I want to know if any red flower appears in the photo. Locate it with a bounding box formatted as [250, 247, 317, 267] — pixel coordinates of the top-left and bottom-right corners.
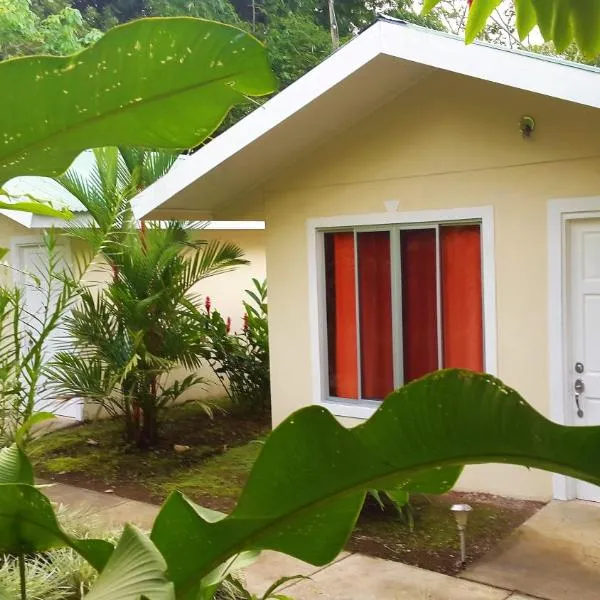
[226, 317, 232, 334]
[243, 313, 249, 333]
[205, 296, 211, 314]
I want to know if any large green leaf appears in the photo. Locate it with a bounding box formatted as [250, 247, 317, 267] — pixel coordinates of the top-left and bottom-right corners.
[0, 192, 72, 218]
[514, 0, 537, 41]
[423, 0, 600, 56]
[0, 17, 276, 186]
[0, 445, 33, 484]
[14, 411, 56, 447]
[85, 525, 174, 600]
[151, 370, 600, 599]
[0, 483, 113, 569]
[464, 0, 502, 43]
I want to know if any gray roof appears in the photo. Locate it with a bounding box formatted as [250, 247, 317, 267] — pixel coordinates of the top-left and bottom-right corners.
[378, 15, 600, 75]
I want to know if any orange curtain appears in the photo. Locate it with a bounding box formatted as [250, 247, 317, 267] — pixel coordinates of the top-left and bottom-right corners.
[401, 229, 439, 382]
[325, 232, 358, 398]
[440, 225, 484, 371]
[358, 231, 393, 400]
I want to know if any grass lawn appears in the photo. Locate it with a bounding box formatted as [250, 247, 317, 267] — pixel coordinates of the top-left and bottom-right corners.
[30, 402, 269, 512]
[31, 403, 542, 575]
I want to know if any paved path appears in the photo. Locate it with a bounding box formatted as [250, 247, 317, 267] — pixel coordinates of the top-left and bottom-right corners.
[463, 500, 600, 600]
[41, 481, 547, 599]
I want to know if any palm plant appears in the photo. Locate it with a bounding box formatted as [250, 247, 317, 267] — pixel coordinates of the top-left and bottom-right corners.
[47, 148, 248, 447]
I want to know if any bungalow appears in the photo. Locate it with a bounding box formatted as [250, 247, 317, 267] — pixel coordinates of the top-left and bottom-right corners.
[130, 17, 600, 503]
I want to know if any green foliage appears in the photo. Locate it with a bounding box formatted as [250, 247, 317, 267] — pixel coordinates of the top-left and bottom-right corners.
[0, 0, 98, 60]
[47, 150, 248, 447]
[0, 18, 276, 186]
[84, 524, 174, 600]
[423, 0, 600, 56]
[390, 1, 445, 30]
[225, 575, 307, 600]
[7, 370, 600, 598]
[200, 279, 270, 415]
[148, 0, 240, 22]
[0, 477, 113, 567]
[264, 12, 331, 88]
[0, 505, 120, 599]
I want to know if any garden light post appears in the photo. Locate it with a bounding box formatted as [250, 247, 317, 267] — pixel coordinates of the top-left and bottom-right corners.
[450, 503, 473, 565]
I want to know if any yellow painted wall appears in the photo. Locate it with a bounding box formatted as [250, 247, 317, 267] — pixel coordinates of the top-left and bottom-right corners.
[159, 228, 267, 406]
[262, 70, 600, 500]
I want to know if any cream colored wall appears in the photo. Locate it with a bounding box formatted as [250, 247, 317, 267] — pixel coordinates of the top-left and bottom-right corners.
[161, 229, 267, 404]
[262, 70, 600, 501]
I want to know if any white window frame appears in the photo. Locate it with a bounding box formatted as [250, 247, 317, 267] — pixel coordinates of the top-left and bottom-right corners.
[307, 206, 497, 420]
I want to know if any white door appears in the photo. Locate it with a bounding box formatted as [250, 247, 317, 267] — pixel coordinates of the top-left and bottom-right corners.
[569, 219, 600, 501]
[15, 241, 82, 420]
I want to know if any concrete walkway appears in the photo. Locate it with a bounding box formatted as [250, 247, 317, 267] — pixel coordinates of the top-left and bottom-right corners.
[463, 500, 600, 600]
[41, 482, 549, 599]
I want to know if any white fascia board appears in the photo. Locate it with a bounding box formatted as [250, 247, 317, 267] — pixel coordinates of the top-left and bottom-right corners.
[201, 220, 265, 230]
[29, 213, 92, 229]
[131, 19, 600, 221]
[380, 22, 600, 109]
[131, 23, 384, 221]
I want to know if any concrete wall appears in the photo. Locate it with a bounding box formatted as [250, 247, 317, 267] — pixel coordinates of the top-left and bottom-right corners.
[262, 70, 600, 500]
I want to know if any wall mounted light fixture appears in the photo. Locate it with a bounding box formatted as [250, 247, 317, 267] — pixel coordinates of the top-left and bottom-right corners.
[519, 115, 536, 139]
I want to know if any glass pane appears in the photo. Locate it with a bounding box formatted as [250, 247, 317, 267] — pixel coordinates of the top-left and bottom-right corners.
[324, 232, 358, 398]
[440, 224, 484, 371]
[401, 229, 439, 382]
[358, 231, 393, 400]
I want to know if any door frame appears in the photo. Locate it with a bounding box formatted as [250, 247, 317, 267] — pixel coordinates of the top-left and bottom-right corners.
[548, 196, 600, 500]
[10, 235, 82, 421]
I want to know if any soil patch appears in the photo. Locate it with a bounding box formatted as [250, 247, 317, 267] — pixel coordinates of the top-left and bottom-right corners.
[348, 491, 543, 575]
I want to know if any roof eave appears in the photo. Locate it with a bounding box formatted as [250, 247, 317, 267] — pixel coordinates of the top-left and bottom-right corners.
[130, 19, 600, 219]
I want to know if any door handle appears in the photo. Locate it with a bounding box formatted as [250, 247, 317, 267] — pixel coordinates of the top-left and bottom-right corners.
[574, 378, 585, 418]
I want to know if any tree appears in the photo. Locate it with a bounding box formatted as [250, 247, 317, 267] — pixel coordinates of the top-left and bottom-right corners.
[422, 0, 600, 57]
[265, 11, 332, 87]
[46, 148, 248, 447]
[391, 0, 445, 30]
[0, 0, 99, 59]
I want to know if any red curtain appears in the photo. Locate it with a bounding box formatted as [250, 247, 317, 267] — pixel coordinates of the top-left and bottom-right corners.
[440, 225, 484, 371]
[325, 232, 358, 398]
[358, 231, 393, 400]
[401, 229, 439, 382]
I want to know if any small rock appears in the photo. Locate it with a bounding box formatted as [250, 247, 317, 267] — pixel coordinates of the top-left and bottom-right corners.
[86, 439, 99, 446]
[174, 444, 191, 453]
[104, 489, 114, 494]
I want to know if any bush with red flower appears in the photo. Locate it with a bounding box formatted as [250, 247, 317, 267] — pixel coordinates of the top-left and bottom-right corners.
[199, 279, 270, 415]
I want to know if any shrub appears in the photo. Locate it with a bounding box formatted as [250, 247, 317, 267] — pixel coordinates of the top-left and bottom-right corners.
[201, 279, 270, 415]
[48, 215, 248, 448]
[0, 503, 250, 599]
